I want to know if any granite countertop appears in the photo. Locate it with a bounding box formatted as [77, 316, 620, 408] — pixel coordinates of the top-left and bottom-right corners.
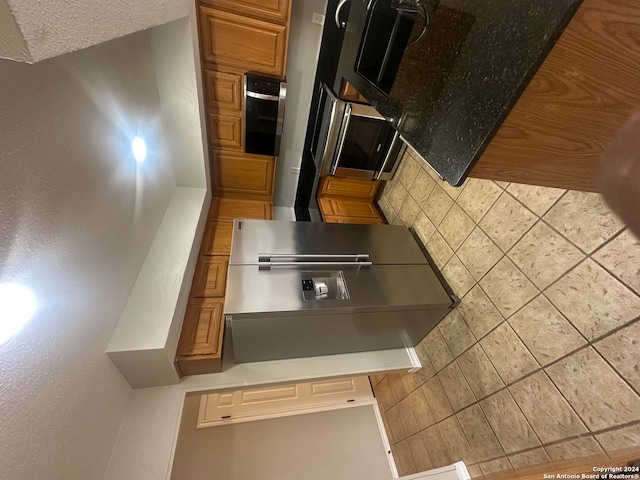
[335, 0, 582, 186]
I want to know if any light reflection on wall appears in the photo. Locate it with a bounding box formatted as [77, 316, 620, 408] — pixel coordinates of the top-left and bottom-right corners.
[0, 282, 37, 347]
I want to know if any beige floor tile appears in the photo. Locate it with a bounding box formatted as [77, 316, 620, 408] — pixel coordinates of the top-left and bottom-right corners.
[386, 404, 407, 443]
[456, 404, 505, 462]
[438, 310, 476, 357]
[397, 152, 421, 190]
[466, 463, 485, 479]
[442, 179, 467, 201]
[457, 344, 505, 399]
[413, 211, 436, 245]
[397, 396, 421, 437]
[545, 347, 640, 431]
[480, 390, 541, 453]
[479, 257, 539, 318]
[509, 371, 588, 443]
[495, 181, 510, 189]
[398, 194, 421, 226]
[457, 227, 504, 281]
[408, 168, 437, 209]
[378, 195, 393, 219]
[545, 259, 640, 340]
[479, 457, 513, 476]
[421, 424, 454, 468]
[506, 183, 565, 217]
[442, 255, 476, 298]
[595, 423, 640, 452]
[508, 295, 586, 366]
[390, 211, 404, 225]
[426, 232, 455, 270]
[439, 204, 476, 251]
[438, 416, 476, 465]
[408, 386, 436, 430]
[413, 341, 437, 381]
[386, 209, 399, 225]
[544, 436, 604, 462]
[438, 361, 477, 412]
[388, 180, 409, 212]
[458, 285, 505, 339]
[423, 185, 454, 227]
[373, 376, 396, 412]
[543, 191, 624, 254]
[421, 327, 454, 372]
[508, 221, 585, 290]
[387, 372, 408, 404]
[369, 374, 386, 386]
[480, 322, 540, 384]
[406, 433, 434, 472]
[595, 320, 640, 394]
[456, 179, 503, 223]
[394, 438, 418, 476]
[508, 447, 551, 470]
[421, 376, 454, 422]
[401, 370, 426, 395]
[593, 229, 640, 295]
[479, 192, 537, 252]
[381, 411, 395, 444]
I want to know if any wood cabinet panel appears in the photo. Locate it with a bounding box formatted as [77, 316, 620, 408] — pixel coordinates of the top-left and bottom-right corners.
[211, 149, 275, 198]
[191, 256, 229, 298]
[470, 0, 640, 191]
[207, 112, 242, 149]
[205, 70, 242, 111]
[323, 215, 384, 224]
[176, 298, 224, 375]
[199, 0, 290, 24]
[199, 6, 287, 77]
[200, 221, 234, 255]
[213, 198, 274, 221]
[317, 176, 381, 200]
[318, 197, 381, 218]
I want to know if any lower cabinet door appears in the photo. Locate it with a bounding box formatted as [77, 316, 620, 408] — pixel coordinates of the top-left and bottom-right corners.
[175, 298, 225, 376]
[211, 149, 275, 199]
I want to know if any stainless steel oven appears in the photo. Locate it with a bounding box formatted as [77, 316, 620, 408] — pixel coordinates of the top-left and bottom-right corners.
[311, 83, 405, 180]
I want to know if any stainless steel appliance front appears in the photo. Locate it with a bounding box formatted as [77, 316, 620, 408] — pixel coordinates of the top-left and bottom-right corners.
[224, 220, 457, 363]
[311, 83, 405, 180]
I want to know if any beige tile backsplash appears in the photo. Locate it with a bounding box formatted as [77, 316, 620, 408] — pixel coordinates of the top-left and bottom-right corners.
[371, 150, 640, 477]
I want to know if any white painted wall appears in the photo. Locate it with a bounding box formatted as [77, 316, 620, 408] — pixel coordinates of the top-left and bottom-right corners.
[272, 0, 326, 207]
[0, 21, 205, 479]
[0, 0, 190, 63]
[170, 399, 393, 480]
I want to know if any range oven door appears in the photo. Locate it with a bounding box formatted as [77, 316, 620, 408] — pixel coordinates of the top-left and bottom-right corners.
[313, 84, 404, 180]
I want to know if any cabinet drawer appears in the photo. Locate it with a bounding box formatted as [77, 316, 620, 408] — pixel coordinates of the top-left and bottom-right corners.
[324, 215, 384, 224]
[318, 197, 381, 218]
[199, 0, 290, 24]
[205, 70, 242, 111]
[207, 112, 242, 149]
[176, 298, 224, 375]
[317, 176, 381, 200]
[211, 197, 274, 221]
[200, 221, 234, 255]
[199, 6, 287, 76]
[191, 256, 229, 297]
[211, 149, 275, 198]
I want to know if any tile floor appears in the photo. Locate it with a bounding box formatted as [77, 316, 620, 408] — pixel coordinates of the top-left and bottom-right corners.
[371, 147, 640, 479]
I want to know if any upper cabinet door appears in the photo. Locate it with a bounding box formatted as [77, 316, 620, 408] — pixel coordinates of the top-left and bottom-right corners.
[199, 0, 290, 24]
[199, 6, 288, 77]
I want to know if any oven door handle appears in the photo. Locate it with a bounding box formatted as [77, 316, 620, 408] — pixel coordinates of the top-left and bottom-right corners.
[374, 130, 400, 180]
[330, 104, 352, 175]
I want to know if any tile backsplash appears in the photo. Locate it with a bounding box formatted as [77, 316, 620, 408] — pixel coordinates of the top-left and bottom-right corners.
[372, 148, 640, 478]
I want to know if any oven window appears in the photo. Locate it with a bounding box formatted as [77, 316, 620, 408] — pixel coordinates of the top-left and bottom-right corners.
[339, 116, 393, 171]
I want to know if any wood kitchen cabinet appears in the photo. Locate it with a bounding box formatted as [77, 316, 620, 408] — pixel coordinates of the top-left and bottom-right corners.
[200, 221, 234, 255]
[470, 0, 640, 191]
[199, 0, 290, 24]
[204, 70, 243, 111]
[211, 149, 276, 199]
[207, 112, 243, 149]
[210, 197, 274, 221]
[198, 6, 288, 77]
[175, 298, 225, 376]
[191, 256, 229, 298]
[317, 176, 381, 200]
